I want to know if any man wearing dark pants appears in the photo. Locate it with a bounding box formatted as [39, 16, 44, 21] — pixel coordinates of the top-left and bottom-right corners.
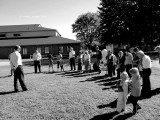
[107, 50, 114, 77]
[69, 47, 76, 71]
[137, 50, 152, 98]
[33, 50, 42, 73]
[10, 45, 28, 92]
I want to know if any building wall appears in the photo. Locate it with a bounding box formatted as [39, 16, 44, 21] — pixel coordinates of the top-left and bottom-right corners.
[0, 43, 80, 59]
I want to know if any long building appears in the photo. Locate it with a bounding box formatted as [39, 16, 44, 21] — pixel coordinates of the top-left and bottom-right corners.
[0, 24, 80, 59]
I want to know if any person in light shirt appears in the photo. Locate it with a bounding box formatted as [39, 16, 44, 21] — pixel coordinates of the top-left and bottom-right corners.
[137, 50, 152, 98]
[33, 50, 42, 73]
[83, 51, 91, 73]
[124, 50, 133, 78]
[69, 47, 76, 71]
[101, 47, 108, 65]
[10, 45, 28, 92]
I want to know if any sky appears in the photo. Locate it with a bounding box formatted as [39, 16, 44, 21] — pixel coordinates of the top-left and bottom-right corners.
[0, 0, 100, 40]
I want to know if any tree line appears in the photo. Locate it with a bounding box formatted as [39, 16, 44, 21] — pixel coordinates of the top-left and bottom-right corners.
[72, 0, 160, 51]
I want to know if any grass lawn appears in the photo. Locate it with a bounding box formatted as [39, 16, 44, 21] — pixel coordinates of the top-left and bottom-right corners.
[0, 59, 160, 120]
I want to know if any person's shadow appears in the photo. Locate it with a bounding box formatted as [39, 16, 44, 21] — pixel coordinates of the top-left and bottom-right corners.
[0, 75, 12, 78]
[90, 111, 119, 120]
[90, 111, 133, 120]
[0, 91, 17, 95]
[97, 99, 117, 109]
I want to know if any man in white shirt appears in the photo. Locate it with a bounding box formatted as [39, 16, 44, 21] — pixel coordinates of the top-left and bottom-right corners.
[10, 45, 28, 92]
[69, 47, 76, 70]
[101, 48, 108, 64]
[33, 50, 42, 73]
[137, 50, 152, 98]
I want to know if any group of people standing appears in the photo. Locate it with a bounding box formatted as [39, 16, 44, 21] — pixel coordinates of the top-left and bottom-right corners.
[99, 46, 152, 99]
[103, 47, 152, 114]
[8, 45, 152, 101]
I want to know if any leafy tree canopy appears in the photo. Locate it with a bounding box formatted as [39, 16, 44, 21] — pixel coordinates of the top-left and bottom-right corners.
[72, 12, 100, 48]
[98, 0, 160, 48]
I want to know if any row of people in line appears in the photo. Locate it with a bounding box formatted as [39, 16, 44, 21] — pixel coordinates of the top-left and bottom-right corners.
[100, 46, 152, 98]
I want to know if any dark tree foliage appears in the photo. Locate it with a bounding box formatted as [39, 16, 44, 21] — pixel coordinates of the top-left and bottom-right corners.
[98, 0, 160, 48]
[72, 12, 100, 48]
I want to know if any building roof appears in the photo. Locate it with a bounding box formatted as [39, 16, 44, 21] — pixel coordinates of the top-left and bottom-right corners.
[0, 36, 80, 47]
[0, 24, 56, 32]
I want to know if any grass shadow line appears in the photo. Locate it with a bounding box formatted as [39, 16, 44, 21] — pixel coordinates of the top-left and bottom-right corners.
[97, 99, 117, 109]
[112, 112, 134, 120]
[0, 91, 17, 95]
[0, 75, 12, 78]
[89, 111, 119, 120]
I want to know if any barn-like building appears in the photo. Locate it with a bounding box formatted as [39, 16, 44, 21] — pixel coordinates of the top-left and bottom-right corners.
[0, 24, 80, 59]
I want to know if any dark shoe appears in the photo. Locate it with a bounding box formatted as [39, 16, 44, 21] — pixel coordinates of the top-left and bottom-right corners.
[23, 88, 28, 91]
[14, 90, 18, 92]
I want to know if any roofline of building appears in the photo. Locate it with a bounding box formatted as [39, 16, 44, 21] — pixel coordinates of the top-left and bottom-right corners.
[0, 24, 58, 33]
[0, 42, 80, 47]
[0, 29, 56, 34]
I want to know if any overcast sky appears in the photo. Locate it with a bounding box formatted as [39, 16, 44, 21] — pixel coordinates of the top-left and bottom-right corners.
[0, 0, 100, 39]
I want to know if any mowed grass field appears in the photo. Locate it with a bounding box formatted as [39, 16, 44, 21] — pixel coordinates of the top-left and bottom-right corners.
[0, 59, 160, 120]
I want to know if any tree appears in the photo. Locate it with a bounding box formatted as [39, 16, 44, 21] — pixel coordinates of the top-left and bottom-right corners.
[98, 0, 160, 50]
[72, 12, 100, 49]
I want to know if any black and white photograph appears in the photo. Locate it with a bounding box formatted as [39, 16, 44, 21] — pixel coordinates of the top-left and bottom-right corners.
[0, 0, 160, 119]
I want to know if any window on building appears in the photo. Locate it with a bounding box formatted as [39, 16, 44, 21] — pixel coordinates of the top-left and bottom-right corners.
[0, 34, 6, 37]
[37, 48, 41, 53]
[13, 33, 21, 37]
[45, 47, 49, 54]
[23, 48, 27, 55]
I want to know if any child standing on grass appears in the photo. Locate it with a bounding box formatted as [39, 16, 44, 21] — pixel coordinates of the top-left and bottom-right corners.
[48, 54, 54, 72]
[116, 71, 129, 113]
[129, 67, 142, 114]
[59, 58, 64, 71]
[83, 51, 91, 73]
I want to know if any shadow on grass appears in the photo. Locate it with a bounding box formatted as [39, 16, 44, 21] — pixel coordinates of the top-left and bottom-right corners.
[138, 88, 160, 100]
[80, 75, 105, 82]
[151, 88, 160, 96]
[90, 111, 133, 120]
[56, 70, 99, 78]
[112, 112, 134, 120]
[0, 91, 17, 95]
[0, 75, 12, 78]
[97, 99, 117, 109]
[89, 111, 119, 120]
